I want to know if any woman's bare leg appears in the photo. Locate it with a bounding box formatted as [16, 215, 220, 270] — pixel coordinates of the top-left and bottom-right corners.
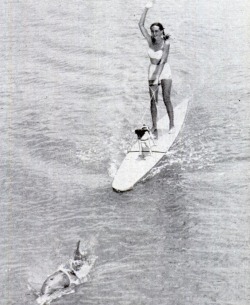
[161, 79, 174, 130]
[149, 84, 159, 132]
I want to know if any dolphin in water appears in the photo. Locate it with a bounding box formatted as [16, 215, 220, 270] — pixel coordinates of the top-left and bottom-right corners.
[36, 241, 97, 305]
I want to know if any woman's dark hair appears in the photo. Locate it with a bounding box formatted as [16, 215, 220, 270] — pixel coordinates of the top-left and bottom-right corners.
[150, 22, 170, 43]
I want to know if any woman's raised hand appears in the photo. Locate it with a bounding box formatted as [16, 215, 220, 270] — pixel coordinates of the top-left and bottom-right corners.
[145, 0, 156, 9]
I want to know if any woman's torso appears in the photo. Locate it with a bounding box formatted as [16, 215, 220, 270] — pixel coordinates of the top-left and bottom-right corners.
[148, 40, 165, 65]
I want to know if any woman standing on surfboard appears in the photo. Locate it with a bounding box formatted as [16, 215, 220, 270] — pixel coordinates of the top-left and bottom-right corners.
[139, 0, 174, 134]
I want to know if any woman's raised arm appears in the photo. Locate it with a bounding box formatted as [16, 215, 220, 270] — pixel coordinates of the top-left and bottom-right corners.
[138, 8, 151, 43]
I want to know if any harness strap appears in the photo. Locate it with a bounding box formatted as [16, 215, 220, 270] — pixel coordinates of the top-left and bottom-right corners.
[58, 265, 80, 285]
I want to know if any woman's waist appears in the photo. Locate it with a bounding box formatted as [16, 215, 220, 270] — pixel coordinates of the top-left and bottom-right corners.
[149, 61, 170, 67]
[149, 58, 161, 65]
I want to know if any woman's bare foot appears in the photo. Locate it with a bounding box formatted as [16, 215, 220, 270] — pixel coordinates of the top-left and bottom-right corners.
[168, 126, 175, 134]
[151, 128, 158, 139]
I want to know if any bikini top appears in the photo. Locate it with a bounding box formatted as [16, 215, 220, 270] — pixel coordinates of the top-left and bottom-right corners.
[148, 42, 164, 60]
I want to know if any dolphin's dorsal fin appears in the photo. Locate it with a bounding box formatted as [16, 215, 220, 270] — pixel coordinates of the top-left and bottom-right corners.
[74, 240, 82, 260]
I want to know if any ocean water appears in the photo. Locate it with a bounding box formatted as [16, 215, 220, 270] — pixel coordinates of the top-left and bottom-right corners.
[1, 0, 249, 304]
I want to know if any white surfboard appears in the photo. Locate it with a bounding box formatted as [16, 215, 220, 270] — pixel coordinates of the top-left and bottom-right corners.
[112, 99, 189, 192]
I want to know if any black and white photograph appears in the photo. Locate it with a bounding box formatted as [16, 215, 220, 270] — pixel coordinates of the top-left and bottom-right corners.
[1, 0, 249, 304]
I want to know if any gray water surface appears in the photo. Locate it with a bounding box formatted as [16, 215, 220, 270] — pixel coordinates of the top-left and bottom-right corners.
[1, 0, 250, 304]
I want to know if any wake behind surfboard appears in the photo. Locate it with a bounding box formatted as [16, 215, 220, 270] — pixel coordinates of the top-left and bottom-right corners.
[112, 99, 189, 192]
